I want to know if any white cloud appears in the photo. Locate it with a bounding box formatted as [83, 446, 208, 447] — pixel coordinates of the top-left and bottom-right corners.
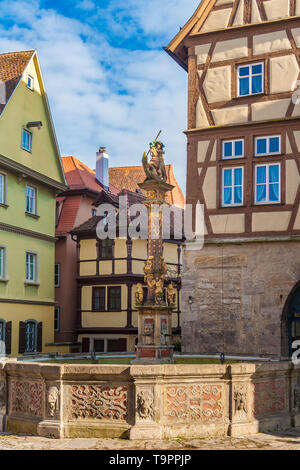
[0, 0, 199, 192]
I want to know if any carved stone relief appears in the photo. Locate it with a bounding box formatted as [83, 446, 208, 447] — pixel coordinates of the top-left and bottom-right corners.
[47, 386, 59, 418]
[70, 385, 127, 421]
[10, 380, 43, 417]
[165, 384, 224, 421]
[233, 384, 248, 421]
[136, 389, 154, 421]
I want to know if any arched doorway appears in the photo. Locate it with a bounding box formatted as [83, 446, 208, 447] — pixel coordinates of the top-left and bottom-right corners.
[282, 282, 300, 358]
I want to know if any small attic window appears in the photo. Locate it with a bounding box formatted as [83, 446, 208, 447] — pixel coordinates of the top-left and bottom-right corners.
[27, 75, 34, 91]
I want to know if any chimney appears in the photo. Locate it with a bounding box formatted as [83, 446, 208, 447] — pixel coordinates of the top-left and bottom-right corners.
[96, 146, 109, 191]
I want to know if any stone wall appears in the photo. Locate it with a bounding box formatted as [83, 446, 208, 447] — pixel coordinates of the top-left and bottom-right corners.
[182, 241, 300, 359]
[0, 360, 299, 439]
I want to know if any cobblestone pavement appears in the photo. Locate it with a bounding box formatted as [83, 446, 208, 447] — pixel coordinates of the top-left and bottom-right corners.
[0, 428, 300, 450]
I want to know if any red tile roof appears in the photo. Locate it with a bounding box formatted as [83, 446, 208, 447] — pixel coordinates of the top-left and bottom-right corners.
[0, 50, 35, 115]
[109, 165, 185, 208]
[62, 156, 119, 195]
[56, 195, 82, 236]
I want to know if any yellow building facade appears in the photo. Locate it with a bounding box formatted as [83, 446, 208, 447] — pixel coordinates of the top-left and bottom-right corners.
[0, 51, 66, 356]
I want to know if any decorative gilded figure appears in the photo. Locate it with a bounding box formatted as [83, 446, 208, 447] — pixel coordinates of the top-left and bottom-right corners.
[135, 283, 144, 306]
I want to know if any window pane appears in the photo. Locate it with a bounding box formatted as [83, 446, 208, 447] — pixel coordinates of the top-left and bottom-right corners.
[224, 187, 232, 205]
[252, 64, 263, 74]
[108, 287, 121, 310]
[107, 339, 119, 352]
[234, 140, 243, 157]
[239, 66, 249, 77]
[256, 184, 266, 202]
[94, 339, 104, 352]
[223, 142, 232, 157]
[269, 165, 279, 183]
[252, 75, 263, 94]
[256, 138, 267, 155]
[269, 137, 280, 154]
[93, 287, 105, 311]
[224, 169, 232, 186]
[269, 183, 280, 202]
[234, 168, 242, 186]
[256, 166, 266, 183]
[239, 77, 249, 95]
[234, 186, 242, 204]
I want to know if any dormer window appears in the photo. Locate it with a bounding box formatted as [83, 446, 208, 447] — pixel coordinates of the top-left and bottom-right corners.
[27, 75, 34, 90]
[237, 63, 264, 97]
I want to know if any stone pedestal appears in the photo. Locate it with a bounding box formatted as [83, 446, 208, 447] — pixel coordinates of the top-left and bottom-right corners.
[133, 306, 174, 364]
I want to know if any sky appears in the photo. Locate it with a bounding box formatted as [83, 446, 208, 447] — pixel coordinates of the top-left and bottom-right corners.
[0, 0, 200, 192]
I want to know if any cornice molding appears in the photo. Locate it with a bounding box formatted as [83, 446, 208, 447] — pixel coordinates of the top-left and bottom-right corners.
[0, 221, 56, 243]
[0, 153, 67, 193]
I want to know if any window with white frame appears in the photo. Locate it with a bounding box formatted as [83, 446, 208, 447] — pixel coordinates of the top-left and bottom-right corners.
[25, 252, 37, 283]
[27, 75, 34, 90]
[0, 246, 6, 280]
[55, 263, 60, 287]
[238, 63, 264, 97]
[255, 136, 281, 156]
[54, 307, 60, 332]
[222, 139, 244, 159]
[22, 128, 32, 152]
[0, 173, 6, 204]
[222, 167, 243, 206]
[255, 164, 280, 204]
[26, 185, 37, 215]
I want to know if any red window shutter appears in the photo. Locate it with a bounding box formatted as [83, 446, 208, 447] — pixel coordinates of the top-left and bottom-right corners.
[118, 338, 127, 352]
[19, 322, 26, 354]
[37, 322, 43, 352]
[5, 321, 12, 355]
[82, 337, 90, 353]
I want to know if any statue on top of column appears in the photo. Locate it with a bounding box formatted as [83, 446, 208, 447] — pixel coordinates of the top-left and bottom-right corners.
[142, 133, 167, 183]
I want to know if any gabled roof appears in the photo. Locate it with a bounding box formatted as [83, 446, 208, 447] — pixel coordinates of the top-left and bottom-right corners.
[0, 50, 35, 115]
[165, 0, 298, 70]
[0, 50, 67, 187]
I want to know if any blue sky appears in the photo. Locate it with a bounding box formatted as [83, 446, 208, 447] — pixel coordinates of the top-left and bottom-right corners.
[0, 0, 200, 191]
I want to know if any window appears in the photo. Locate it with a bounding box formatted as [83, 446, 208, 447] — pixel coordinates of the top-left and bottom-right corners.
[0, 173, 6, 204]
[255, 136, 281, 156]
[107, 339, 119, 352]
[25, 252, 37, 283]
[27, 75, 34, 90]
[92, 287, 106, 311]
[94, 339, 104, 352]
[55, 263, 60, 287]
[222, 167, 243, 206]
[26, 185, 37, 215]
[108, 286, 121, 311]
[22, 128, 32, 152]
[238, 63, 263, 96]
[255, 164, 280, 204]
[222, 139, 244, 159]
[25, 321, 37, 353]
[54, 307, 60, 332]
[99, 239, 113, 259]
[0, 246, 6, 280]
